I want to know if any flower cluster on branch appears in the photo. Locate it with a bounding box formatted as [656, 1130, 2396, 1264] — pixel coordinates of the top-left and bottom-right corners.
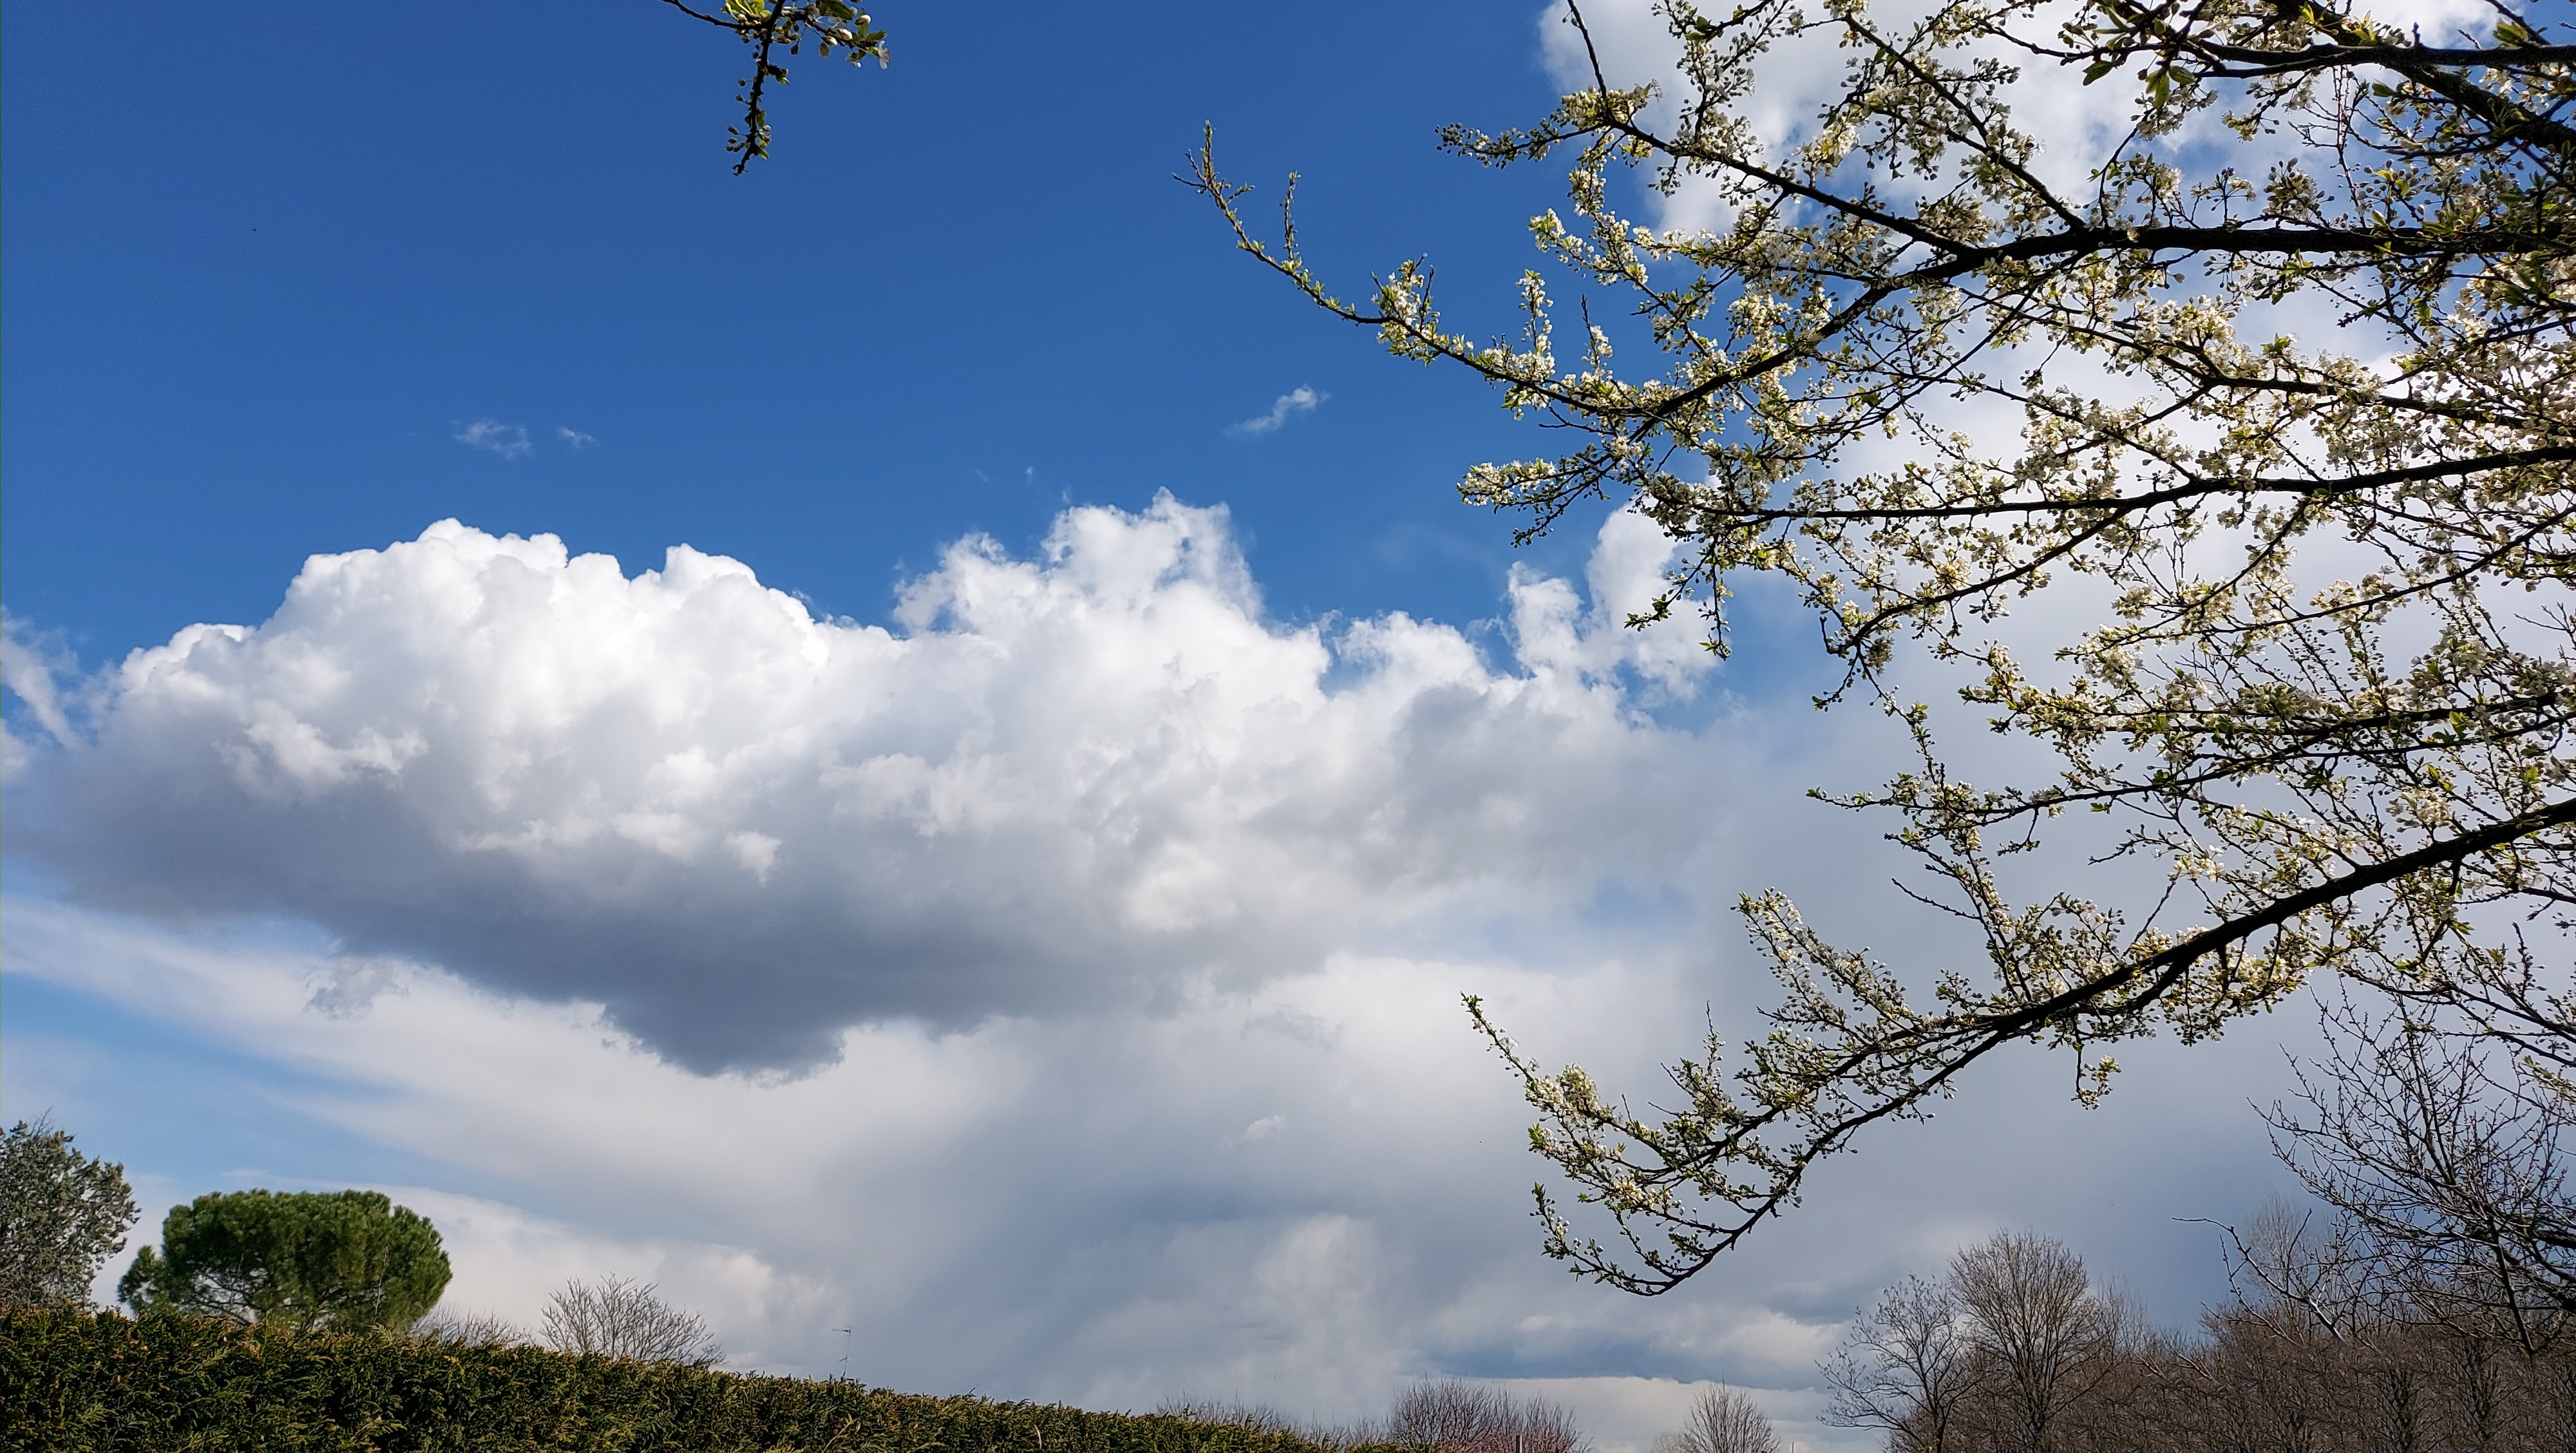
[1195, 0, 2575, 1294]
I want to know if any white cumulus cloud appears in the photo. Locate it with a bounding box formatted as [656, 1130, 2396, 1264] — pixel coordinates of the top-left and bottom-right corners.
[6, 497, 1721, 1071]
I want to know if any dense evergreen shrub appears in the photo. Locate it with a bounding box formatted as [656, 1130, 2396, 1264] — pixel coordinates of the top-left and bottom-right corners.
[0, 1305, 1363, 1453]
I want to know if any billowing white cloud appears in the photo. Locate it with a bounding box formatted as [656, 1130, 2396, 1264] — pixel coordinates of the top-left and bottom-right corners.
[5, 498, 1719, 1070]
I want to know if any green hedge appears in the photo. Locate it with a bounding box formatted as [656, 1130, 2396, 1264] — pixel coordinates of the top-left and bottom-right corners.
[1, 1306, 1354, 1453]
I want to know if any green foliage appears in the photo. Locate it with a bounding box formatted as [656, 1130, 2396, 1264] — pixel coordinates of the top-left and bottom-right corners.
[118, 1190, 451, 1333]
[0, 1304, 1376, 1453]
[0, 1119, 138, 1309]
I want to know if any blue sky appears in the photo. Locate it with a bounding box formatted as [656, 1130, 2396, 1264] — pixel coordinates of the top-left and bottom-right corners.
[5, 3, 2320, 1445]
[5, 0, 1620, 660]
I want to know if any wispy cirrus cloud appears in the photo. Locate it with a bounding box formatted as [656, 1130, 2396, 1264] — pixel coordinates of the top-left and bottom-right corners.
[556, 426, 598, 450]
[455, 419, 532, 459]
[1228, 386, 1325, 438]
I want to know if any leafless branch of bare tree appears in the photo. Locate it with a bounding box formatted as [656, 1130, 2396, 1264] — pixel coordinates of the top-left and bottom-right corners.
[2263, 995, 2576, 1353]
[1825, 1275, 1978, 1453]
[1653, 1387, 1779, 1453]
[1381, 1382, 1587, 1453]
[538, 1275, 723, 1367]
[410, 1307, 528, 1347]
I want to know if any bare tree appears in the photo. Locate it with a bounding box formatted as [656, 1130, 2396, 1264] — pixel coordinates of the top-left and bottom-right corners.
[2265, 998, 2576, 1353]
[1949, 1233, 2112, 1453]
[2354, 1330, 2434, 1453]
[1826, 1275, 1978, 1453]
[538, 1275, 723, 1367]
[1383, 1381, 1586, 1453]
[411, 1307, 528, 1346]
[2217, 1197, 2383, 1342]
[1654, 1387, 1779, 1453]
[1827, 1224, 2576, 1453]
[1156, 1400, 1303, 1435]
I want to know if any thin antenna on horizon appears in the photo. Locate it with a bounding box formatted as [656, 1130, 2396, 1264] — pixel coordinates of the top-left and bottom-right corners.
[833, 1327, 852, 1382]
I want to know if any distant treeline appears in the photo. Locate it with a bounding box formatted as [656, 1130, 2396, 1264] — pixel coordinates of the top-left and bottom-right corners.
[1823, 1230, 2576, 1453]
[0, 1305, 1370, 1453]
[1848, 1302, 2576, 1453]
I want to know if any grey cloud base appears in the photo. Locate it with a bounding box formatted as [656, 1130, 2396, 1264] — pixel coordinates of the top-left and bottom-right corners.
[6, 497, 1723, 1071]
[1, 891, 2302, 1437]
